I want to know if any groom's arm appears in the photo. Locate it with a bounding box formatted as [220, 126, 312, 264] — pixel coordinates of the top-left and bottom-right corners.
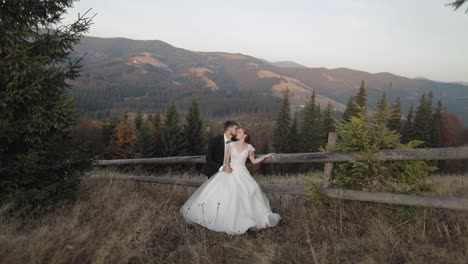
[205, 137, 221, 171]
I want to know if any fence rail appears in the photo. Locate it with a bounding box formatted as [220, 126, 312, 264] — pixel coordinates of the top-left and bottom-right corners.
[93, 133, 468, 211]
[97, 174, 306, 196]
[94, 146, 468, 166]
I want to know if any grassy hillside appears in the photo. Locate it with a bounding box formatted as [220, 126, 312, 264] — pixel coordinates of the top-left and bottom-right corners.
[1, 170, 467, 263]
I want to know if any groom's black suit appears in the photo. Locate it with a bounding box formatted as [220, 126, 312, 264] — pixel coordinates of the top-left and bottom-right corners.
[202, 134, 237, 178]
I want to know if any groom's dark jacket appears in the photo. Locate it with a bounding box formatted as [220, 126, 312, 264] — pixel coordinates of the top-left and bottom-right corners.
[202, 134, 237, 178]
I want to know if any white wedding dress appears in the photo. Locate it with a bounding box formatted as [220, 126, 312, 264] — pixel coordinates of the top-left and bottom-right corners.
[180, 144, 281, 235]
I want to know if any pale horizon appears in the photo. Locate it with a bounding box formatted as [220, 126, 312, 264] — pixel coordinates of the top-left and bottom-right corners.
[63, 0, 468, 83]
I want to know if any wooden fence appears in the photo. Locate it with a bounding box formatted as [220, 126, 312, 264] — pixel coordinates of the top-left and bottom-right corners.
[94, 132, 468, 211]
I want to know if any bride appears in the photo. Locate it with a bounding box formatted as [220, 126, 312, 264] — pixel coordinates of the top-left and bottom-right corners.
[180, 128, 281, 235]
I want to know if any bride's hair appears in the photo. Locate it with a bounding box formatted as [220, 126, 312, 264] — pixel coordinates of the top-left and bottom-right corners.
[239, 128, 251, 143]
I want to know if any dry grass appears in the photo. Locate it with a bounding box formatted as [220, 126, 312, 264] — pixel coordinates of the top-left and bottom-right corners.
[1, 169, 467, 264]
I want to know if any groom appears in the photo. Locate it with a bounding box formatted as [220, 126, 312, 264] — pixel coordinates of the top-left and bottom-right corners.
[202, 120, 239, 178]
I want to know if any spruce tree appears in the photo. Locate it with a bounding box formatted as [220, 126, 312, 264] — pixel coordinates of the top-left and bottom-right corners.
[401, 104, 414, 143]
[183, 99, 206, 155]
[388, 97, 402, 133]
[374, 91, 390, 124]
[410, 93, 433, 147]
[322, 101, 336, 143]
[153, 113, 161, 129]
[0, 0, 93, 211]
[134, 112, 143, 131]
[355, 80, 367, 109]
[342, 95, 356, 122]
[161, 102, 184, 157]
[289, 112, 300, 153]
[449, 0, 468, 12]
[136, 120, 154, 157]
[150, 113, 162, 157]
[300, 91, 323, 152]
[342, 81, 367, 122]
[107, 119, 138, 159]
[332, 105, 433, 193]
[273, 90, 291, 153]
[431, 100, 443, 148]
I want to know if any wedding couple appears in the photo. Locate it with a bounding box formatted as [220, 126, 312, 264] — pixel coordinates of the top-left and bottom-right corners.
[180, 121, 281, 235]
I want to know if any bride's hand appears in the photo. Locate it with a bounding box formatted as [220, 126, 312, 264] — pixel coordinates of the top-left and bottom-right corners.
[223, 165, 233, 173]
[264, 153, 275, 159]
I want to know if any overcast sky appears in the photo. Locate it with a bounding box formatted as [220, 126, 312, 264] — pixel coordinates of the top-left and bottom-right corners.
[63, 0, 468, 82]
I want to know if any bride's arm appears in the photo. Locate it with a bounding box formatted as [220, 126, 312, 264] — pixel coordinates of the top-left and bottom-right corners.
[248, 149, 274, 164]
[223, 145, 231, 172]
[223, 145, 232, 168]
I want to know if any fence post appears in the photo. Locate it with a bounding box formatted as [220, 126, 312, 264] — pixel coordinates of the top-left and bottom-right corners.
[322, 132, 337, 189]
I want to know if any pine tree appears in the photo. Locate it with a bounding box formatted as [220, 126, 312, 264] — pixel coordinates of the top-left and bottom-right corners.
[150, 113, 162, 157]
[161, 102, 184, 157]
[289, 112, 300, 153]
[183, 99, 206, 155]
[355, 80, 367, 109]
[134, 112, 143, 131]
[153, 113, 161, 128]
[0, 0, 93, 211]
[342, 81, 367, 122]
[322, 101, 336, 143]
[410, 93, 433, 147]
[388, 97, 402, 133]
[107, 119, 138, 159]
[273, 90, 291, 153]
[300, 91, 323, 152]
[136, 120, 155, 157]
[332, 105, 434, 193]
[401, 104, 414, 143]
[431, 100, 443, 148]
[342, 95, 356, 122]
[374, 91, 390, 124]
[449, 0, 468, 12]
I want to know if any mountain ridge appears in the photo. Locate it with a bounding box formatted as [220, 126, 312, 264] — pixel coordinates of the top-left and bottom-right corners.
[70, 36, 468, 125]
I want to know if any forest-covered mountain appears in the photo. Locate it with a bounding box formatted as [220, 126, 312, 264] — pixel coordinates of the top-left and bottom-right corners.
[69, 36, 468, 124]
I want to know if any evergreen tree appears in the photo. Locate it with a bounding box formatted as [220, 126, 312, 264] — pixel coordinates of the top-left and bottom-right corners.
[342, 81, 367, 122]
[341, 95, 356, 122]
[410, 93, 433, 147]
[355, 80, 367, 109]
[160, 102, 184, 157]
[431, 100, 443, 148]
[153, 113, 161, 129]
[0, 0, 93, 211]
[289, 112, 300, 153]
[322, 101, 336, 143]
[449, 0, 468, 12]
[134, 112, 143, 131]
[300, 91, 322, 152]
[388, 97, 402, 133]
[273, 90, 291, 153]
[374, 91, 390, 124]
[183, 99, 206, 155]
[136, 121, 154, 157]
[150, 113, 162, 157]
[401, 104, 414, 143]
[332, 105, 434, 193]
[107, 119, 138, 159]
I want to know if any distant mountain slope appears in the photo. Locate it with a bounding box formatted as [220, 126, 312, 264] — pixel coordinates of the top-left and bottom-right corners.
[270, 61, 307, 68]
[70, 36, 468, 125]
